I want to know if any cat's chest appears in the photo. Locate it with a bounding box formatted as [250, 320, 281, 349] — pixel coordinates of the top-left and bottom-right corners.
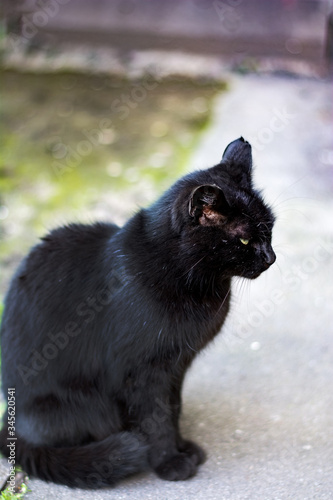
[104, 266, 231, 362]
[157, 288, 231, 352]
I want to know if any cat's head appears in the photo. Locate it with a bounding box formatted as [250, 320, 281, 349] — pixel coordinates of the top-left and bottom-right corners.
[170, 137, 276, 280]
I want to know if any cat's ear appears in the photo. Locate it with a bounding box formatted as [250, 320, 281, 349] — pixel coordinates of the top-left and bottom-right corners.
[221, 137, 252, 188]
[189, 185, 229, 226]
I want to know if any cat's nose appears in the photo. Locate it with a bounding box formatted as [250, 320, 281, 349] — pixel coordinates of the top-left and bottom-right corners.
[262, 244, 276, 266]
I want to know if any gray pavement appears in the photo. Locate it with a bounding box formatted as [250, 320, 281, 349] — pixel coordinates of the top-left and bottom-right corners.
[1, 73, 333, 499]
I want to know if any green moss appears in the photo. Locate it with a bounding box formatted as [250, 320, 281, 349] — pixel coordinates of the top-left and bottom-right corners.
[0, 467, 29, 500]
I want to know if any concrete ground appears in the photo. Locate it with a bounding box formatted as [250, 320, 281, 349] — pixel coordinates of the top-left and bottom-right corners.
[1, 73, 332, 499]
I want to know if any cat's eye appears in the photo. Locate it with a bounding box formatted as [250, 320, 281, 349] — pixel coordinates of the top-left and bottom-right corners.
[240, 238, 249, 245]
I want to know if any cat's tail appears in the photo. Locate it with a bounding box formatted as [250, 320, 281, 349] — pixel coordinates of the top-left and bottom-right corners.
[0, 427, 148, 489]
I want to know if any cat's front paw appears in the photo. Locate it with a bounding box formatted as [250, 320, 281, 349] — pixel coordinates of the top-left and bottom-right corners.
[178, 439, 206, 466]
[154, 453, 197, 481]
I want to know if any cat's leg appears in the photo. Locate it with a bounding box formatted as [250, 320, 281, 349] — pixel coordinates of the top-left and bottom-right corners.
[169, 378, 206, 466]
[132, 371, 205, 481]
[144, 398, 198, 481]
[128, 372, 199, 481]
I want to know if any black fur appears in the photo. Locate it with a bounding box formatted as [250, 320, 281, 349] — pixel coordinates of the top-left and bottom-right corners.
[0, 138, 275, 488]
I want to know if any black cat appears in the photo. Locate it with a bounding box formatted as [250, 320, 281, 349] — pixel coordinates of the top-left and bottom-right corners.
[0, 138, 275, 489]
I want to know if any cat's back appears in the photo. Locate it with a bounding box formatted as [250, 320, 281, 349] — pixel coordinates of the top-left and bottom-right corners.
[18, 222, 117, 281]
[2, 222, 119, 323]
[38, 221, 118, 257]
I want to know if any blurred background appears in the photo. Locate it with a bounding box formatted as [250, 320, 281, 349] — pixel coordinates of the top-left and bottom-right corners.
[0, 1, 333, 499]
[0, 0, 331, 296]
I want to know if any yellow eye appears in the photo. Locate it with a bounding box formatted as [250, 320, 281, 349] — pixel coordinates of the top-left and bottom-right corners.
[240, 238, 249, 245]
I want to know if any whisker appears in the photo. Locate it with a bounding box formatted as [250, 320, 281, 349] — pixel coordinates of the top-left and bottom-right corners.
[179, 254, 207, 279]
[186, 341, 198, 353]
[213, 286, 231, 320]
[270, 175, 309, 207]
